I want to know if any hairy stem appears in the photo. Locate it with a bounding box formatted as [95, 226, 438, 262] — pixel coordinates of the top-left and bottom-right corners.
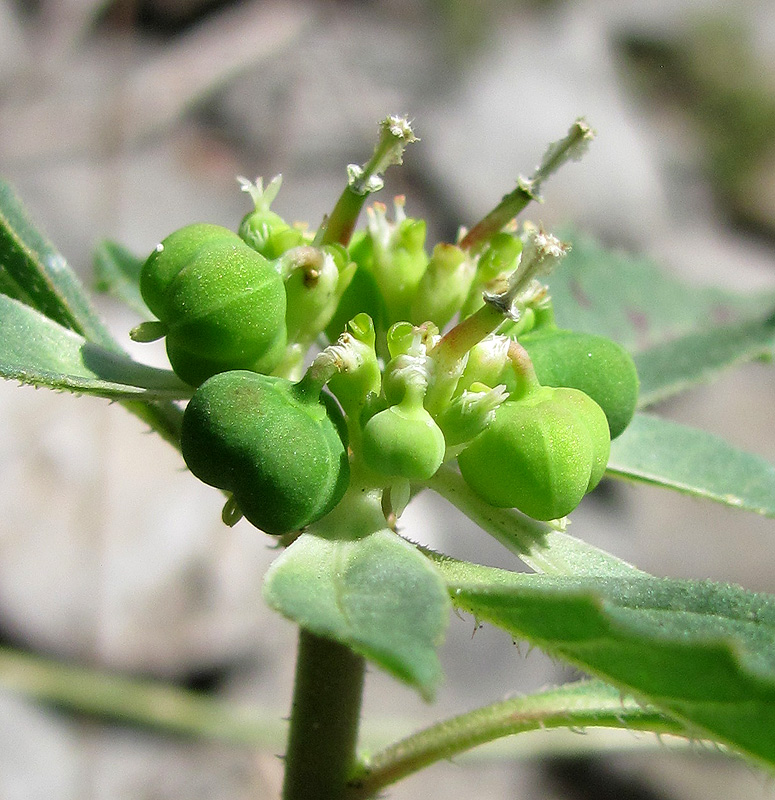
[283, 629, 366, 800]
[347, 680, 688, 799]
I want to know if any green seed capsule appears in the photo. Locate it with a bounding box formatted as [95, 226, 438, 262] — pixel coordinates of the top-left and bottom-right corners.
[552, 386, 610, 490]
[457, 385, 609, 520]
[139, 223, 287, 386]
[181, 370, 349, 535]
[519, 328, 639, 439]
[362, 398, 446, 481]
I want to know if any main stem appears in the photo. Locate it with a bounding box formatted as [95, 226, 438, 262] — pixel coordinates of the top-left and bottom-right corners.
[283, 628, 366, 800]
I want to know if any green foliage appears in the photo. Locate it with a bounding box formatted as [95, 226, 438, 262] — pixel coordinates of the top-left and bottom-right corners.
[0, 180, 117, 348]
[608, 413, 775, 517]
[93, 240, 148, 316]
[0, 293, 190, 399]
[2, 116, 775, 797]
[263, 528, 449, 699]
[547, 231, 775, 354]
[434, 555, 775, 768]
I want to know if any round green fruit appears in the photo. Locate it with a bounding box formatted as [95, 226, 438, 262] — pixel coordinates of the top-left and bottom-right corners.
[181, 370, 350, 535]
[140, 223, 287, 386]
[519, 329, 639, 439]
[457, 386, 609, 520]
[362, 401, 446, 481]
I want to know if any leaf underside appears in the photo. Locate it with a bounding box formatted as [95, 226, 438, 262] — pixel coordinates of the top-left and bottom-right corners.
[549, 231, 775, 354]
[0, 180, 117, 348]
[0, 293, 190, 399]
[634, 312, 775, 408]
[608, 413, 775, 517]
[263, 529, 450, 700]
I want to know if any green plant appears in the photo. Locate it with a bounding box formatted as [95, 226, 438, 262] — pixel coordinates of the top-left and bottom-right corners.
[457, 380, 610, 520]
[2, 116, 775, 800]
[519, 323, 639, 438]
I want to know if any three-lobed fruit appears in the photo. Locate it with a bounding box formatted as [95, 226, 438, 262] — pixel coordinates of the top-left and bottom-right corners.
[457, 385, 610, 520]
[180, 370, 349, 535]
[518, 328, 639, 439]
[140, 223, 287, 386]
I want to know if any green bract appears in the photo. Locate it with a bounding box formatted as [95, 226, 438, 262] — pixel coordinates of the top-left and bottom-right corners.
[139, 223, 287, 386]
[519, 328, 639, 439]
[457, 385, 610, 520]
[180, 370, 350, 535]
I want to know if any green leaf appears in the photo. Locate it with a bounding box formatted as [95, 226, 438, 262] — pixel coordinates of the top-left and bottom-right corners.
[93, 240, 149, 317]
[263, 529, 450, 699]
[0, 265, 34, 305]
[608, 413, 775, 517]
[433, 556, 775, 769]
[0, 180, 117, 348]
[549, 231, 775, 353]
[0, 293, 191, 399]
[635, 311, 775, 407]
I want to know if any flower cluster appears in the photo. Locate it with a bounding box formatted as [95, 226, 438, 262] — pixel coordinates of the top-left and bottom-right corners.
[131, 118, 638, 534]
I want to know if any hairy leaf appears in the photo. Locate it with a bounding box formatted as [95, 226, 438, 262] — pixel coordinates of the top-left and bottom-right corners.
[0, 180, 116, 348]
[549, 231, 775, 353]
[0, 293, 190, 399]
[263, 529, 450, 699]
[635, 312, 775, 407]
[608, 413, 775, 517]
[433, 556, 775, 768]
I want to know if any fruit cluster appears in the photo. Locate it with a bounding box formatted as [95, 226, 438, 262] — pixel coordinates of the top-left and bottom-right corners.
[132, 119, 639, 534]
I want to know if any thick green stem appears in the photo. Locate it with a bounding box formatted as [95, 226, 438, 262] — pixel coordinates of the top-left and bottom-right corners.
[283, 629, 366, 800]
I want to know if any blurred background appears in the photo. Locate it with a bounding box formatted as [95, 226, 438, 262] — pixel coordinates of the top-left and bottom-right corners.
[1, 0, 775, 798]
